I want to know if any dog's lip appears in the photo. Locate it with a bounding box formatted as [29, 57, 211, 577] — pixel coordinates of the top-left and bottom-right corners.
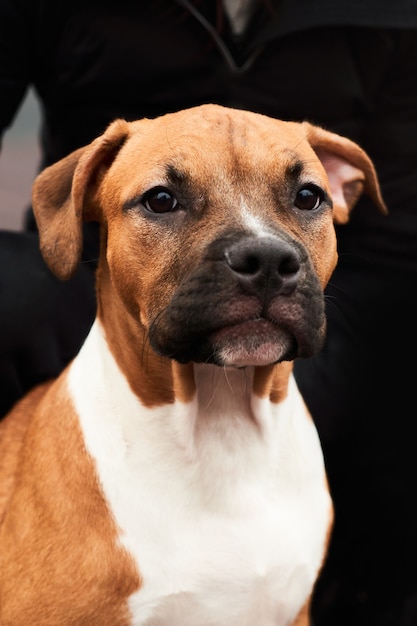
[211, 318, 294, 367]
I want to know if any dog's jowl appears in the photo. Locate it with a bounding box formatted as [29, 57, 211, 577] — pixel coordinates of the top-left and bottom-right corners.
[0, 104, 386, 626]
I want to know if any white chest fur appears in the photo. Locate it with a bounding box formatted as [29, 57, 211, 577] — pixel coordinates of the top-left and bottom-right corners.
[68, 321, 331, 626]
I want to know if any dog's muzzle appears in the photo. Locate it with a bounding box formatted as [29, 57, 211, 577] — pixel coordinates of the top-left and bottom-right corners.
[148, 232, 327, 367]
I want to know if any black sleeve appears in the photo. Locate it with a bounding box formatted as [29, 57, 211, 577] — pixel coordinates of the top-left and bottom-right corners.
[346, 28, 417, 214]
[0, 0, 38, 138]
[333, 27, 417, 267]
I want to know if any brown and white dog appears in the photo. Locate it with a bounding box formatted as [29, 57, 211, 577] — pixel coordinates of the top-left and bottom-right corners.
[0, 104, 386, 625]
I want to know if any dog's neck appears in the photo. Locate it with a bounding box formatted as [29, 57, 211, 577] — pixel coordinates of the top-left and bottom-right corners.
[67, 317, 310, 506]
[73, 316, 295, 425]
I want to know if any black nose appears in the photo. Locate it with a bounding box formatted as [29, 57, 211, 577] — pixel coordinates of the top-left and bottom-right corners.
[224, 236, 301, 297]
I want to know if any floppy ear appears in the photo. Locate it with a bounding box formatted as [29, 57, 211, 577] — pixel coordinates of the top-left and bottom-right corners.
[302, 122, 387, 224]
[32, 119, 131, 280]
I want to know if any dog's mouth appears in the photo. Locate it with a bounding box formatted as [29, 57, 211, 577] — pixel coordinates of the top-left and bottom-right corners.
[148, 295, 323, 368]
[211, 318, 295, 367]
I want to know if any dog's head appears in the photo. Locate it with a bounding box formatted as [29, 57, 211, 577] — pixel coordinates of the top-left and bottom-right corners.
[32, 104, 385, 369]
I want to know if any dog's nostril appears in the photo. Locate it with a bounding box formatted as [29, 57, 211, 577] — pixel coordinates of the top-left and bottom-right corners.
[229, 253, 261, 275]
[280, 254, 300, 276]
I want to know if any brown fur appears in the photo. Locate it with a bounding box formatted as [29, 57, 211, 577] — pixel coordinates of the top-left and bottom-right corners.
[0, 374, 140, 624]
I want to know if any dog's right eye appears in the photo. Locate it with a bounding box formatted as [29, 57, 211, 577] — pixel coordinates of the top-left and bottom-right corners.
[142, 187, 178, 213]
[294, 184, 324, 211]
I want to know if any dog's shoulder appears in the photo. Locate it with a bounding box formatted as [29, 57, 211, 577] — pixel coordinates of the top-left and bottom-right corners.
[0, 382, 53, 520]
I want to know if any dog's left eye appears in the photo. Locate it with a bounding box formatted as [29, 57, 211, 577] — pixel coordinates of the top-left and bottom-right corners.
[294, 185, 323, 211]
[142, 187, 178, 213]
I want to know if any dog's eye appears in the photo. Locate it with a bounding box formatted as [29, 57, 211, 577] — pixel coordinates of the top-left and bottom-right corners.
[294, 185, 323, 211]
[142, 187, 178, 213]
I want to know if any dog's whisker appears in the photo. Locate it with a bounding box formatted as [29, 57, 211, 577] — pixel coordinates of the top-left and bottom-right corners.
[79, 257, 99, 266]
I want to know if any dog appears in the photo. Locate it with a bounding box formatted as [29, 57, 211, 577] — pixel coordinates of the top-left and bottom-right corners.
[0, 104, 386, 625]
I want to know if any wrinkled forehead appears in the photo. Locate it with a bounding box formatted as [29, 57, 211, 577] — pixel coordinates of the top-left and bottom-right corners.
[110, 107, 328, 192]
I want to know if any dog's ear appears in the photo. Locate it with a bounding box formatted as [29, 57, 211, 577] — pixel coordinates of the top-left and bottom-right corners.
[32, 119, 131, 280]
[302, 122, 387, 224]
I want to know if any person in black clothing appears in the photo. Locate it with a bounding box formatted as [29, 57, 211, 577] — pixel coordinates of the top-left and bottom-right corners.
[1, 2, 417, 625]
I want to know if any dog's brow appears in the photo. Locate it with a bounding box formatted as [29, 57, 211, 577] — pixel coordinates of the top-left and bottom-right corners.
[286, 160, 304, 179]
[166, 164, 187, 184]
[165, 163, 197, 199]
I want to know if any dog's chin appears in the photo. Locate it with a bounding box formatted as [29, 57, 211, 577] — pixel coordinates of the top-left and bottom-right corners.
[211, 319, 295, 367]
